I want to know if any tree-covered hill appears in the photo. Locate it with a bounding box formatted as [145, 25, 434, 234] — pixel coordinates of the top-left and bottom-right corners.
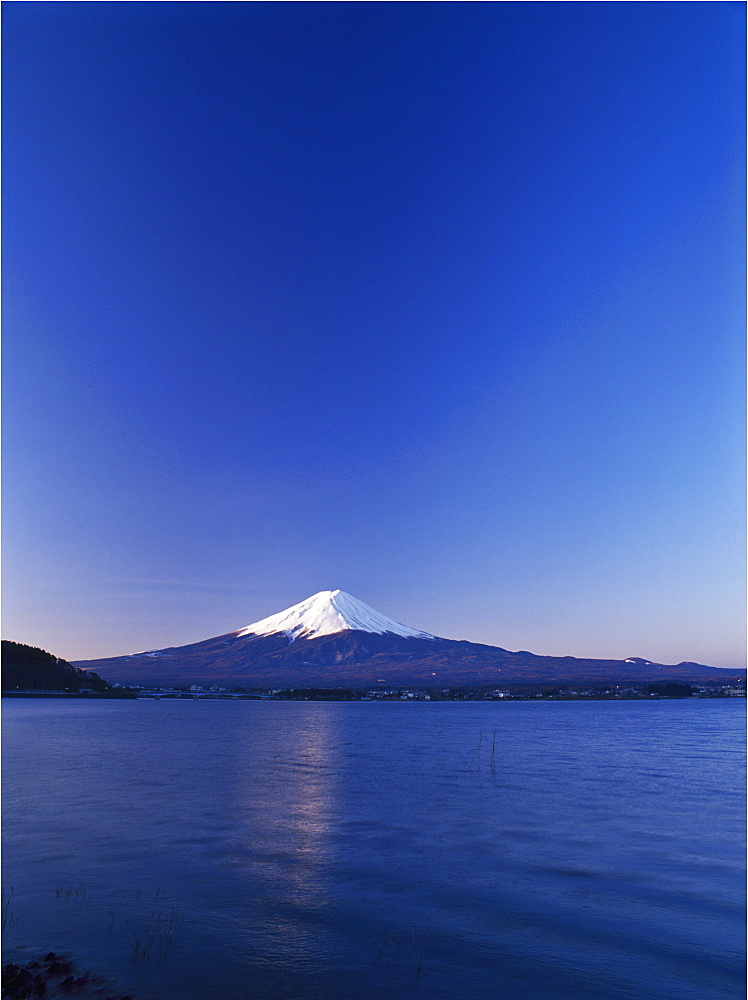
[2, 640, 111, 693]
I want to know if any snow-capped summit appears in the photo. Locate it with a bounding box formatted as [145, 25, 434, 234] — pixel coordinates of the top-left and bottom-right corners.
[235, 589, 437, 643]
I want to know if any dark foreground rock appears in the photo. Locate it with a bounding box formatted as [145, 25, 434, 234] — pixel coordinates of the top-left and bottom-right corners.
[2, 955, 132, 1000]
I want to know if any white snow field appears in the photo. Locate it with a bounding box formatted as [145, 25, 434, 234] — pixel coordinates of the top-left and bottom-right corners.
[235, 589, 437, 642]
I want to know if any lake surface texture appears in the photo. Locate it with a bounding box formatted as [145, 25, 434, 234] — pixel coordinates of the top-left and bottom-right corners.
[2, 699, 745, 1000]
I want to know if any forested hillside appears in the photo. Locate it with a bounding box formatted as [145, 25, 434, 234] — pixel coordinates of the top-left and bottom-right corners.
[2, 640, 110, 692]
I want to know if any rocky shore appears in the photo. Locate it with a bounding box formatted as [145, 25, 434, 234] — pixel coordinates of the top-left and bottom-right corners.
[2, 954, 133, 1000]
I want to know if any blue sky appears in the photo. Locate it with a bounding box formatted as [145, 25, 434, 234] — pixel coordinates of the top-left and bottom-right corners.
[3, 2, 745, 668]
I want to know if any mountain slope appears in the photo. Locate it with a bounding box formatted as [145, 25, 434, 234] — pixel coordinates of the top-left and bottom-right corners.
[72, 590, 737, 688]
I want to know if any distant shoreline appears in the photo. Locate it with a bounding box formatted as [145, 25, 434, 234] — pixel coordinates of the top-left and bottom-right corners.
[1, 690, 137, 699]
[3, 685, 744, 702]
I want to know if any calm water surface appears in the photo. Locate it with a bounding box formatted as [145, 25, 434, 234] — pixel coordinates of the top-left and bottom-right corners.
[2, 699, 745, 1000]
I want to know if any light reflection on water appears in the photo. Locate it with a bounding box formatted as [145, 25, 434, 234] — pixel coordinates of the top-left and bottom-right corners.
[2, 698, 745, 1000]
[232, 708, 338, 960]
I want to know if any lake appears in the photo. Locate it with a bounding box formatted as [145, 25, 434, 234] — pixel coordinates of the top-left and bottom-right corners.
[2, 698, 745, 1000]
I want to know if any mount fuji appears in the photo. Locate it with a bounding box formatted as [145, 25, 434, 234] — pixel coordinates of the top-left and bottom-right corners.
[72, 589, 732, 688]
[232, 589, 436, 643]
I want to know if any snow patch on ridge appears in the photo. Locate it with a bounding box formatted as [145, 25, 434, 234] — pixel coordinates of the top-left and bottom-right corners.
[235, 590, 436, 643]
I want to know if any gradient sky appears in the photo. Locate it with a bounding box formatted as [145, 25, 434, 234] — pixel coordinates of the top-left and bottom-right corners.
[3, 2, 745, 668]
